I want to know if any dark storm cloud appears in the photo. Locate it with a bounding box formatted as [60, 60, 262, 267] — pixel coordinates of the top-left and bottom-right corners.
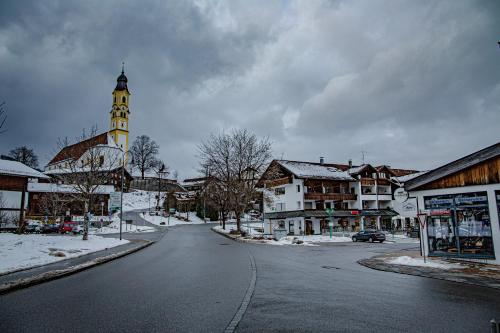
[0, 0, 499, 178]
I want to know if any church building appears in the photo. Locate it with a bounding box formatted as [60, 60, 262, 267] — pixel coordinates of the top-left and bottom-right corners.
[45, 66, 131, 172]
[109, 65, 131, 157]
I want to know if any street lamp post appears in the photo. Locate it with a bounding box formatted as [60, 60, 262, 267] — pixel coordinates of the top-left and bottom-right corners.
[326, 207, 334, 239]
[119, 156, 124, 240]
[157, 163, 165, 213]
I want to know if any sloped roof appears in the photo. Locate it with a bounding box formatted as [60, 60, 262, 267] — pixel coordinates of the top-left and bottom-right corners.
[391, 170, 428, 184]
[48, 132, 111, 166]
[28, 183, 114, 194]
[276, 160, 355, 181]
[388, 168, 419, 177]
[348, 164, 373, 175]
[0, 159, 49, 179]
[405, 141, 500, 191]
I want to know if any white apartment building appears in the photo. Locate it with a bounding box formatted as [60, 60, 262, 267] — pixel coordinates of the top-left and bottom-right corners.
[258, 159, 419, 236]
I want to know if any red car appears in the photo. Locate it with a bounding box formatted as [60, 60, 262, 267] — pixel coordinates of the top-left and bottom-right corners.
[60, 221, 77, 234]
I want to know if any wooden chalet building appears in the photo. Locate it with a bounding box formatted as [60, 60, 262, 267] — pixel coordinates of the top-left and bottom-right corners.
[406, 142, 500, 264]
[258, 159, 417, 236]
[0, 159, 49, 229]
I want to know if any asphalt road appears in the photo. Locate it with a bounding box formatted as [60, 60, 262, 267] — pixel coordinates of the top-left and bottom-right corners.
[1, 223, 500, 332]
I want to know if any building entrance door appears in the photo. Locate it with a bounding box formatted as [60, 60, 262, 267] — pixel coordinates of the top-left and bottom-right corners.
[305, 220, 313, 235]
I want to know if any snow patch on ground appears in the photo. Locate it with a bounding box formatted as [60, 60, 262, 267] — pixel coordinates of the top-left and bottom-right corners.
[122, 190, 165, 212]
[387, 256, 462, 270]
[0, 233, 129, 274]
[141, 212, 207, 226]
[91, 220, 156, 234]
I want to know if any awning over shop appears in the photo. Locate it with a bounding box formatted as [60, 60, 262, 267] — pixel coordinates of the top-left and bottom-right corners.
[264, 209, 397, 220]
[361, 209, 398, 217]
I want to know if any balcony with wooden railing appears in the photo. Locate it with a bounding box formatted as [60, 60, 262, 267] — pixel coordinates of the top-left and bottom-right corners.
[263, 176, 292, 188]
[304, 192, 357, 201]
[360, 178, 375, 186]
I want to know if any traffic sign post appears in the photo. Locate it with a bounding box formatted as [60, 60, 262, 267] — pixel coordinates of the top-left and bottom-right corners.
[169, 208, 176, 226]
[417, 212, 428, 263]
[109, 192, 121, 211]
[326, 208, 334, 239]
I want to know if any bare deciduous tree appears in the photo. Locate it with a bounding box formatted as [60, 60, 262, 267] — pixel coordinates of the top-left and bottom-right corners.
[198, 129, 272, 232]
[129, 135, 159, 179]
[9, 146, 39, 169]
[151, 159, 169, 210]
[52, 126, 122, 240]
[0, 102, 6, 134]
[201, 177, 231, 230]
[37, 184, 69, 223]
[0, 193, 8, 227]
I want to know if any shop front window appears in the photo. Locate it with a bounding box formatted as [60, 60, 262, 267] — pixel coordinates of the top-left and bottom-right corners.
[425, 192, 494, 258]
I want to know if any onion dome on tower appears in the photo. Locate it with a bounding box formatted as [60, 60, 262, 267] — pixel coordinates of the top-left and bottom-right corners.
[115, 63, 129, 92]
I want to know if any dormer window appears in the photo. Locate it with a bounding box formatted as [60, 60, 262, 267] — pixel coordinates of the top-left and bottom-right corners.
[122, 96, 126, 103]
[114, 96, 116, 103]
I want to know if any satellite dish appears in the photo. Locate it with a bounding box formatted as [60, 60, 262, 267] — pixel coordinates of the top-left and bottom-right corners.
[394, 187, 409, 203]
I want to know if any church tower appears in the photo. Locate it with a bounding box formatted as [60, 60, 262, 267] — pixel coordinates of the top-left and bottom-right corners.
[109, 64, 130, 161]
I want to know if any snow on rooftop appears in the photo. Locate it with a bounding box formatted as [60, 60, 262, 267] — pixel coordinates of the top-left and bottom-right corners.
[277, 160, 355, 181]
[0, 159, 49, 179]
[28, 182, 115, 194]
[392, 171, 427, 184]
[347, 165, 367, 174]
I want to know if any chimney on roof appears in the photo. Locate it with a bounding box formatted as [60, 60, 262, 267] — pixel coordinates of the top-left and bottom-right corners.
[348, 159, 352, 168]
[319, 157, 324, 165]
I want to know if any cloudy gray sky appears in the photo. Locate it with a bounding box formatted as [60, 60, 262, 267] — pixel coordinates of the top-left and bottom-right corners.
[0, 0, 499, 179]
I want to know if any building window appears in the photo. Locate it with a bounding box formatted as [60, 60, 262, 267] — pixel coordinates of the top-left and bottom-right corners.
[99, 156, 104, 167]
[122, 96, 126, 103]
[276, 203, 286, 211]
[297, 201, 301, 209]
[297, 185, 301, 192]
[275, 187, 285, 195]
[304, 201, 313, 210]
[289, 221, 295, 234]
[425, 192, 494, 258]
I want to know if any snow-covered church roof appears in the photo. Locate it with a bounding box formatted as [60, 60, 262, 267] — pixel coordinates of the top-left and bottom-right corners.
[276, 160, 355, 181]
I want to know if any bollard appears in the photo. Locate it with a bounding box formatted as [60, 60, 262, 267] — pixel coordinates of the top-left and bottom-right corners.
[491, 319, 499, 333]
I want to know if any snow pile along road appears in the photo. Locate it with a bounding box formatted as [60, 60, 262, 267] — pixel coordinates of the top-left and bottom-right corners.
[91, 219, 156, 234]
[141, 212, 206, 226]
[0, 234, 129, 274]
[387, 256, 462, 270]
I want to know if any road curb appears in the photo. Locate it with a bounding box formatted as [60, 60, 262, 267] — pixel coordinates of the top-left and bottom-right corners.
[211, 226, 242, 242]
[358, 256, 500, 290]
[0, 240, 154, 295]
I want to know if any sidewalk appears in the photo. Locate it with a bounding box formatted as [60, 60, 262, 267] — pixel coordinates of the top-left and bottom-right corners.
[0, 236, 156, 294]
[359, 250, 500, 290]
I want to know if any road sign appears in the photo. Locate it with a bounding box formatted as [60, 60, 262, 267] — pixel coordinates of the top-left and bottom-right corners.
[109, 192, 121, 210]
[169, 208, 176, 213]
[394, 188, 409, 203]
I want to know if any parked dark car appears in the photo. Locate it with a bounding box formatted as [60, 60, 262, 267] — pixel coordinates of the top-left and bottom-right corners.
[41, 223, 60, 233]
[25, 222, 42, 233]
[352, 230, 386, 243]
